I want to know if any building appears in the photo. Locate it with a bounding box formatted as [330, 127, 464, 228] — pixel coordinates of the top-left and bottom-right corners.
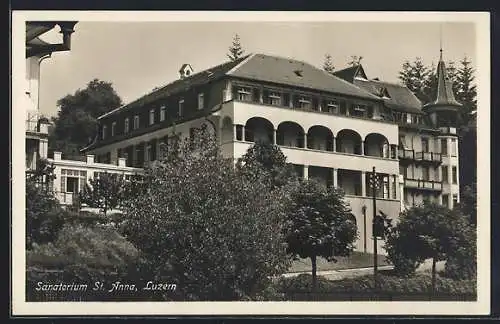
[25, 21, 77, 171]
[333, 50, 461, 210]
[82, 52, 461, 254]
[24, 21, 142, 207]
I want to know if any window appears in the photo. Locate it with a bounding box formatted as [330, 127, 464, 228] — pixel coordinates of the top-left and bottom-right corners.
[149, 109, 155, 125]
[124, 118, 130, 133]
[298, 96, 311, 109]
[452, 194, 458, 207]
[178, 98, 184, 117]
[325, 99, 338, 113]
[133, 115, 140, 129]
[442, 194, 449, 208]
[111, 122, 116, 137]
[145, 143, 151, 162]
[198, 93, 204, 109]
[237, 87, 252, 101]
[102, 125, 107, 140]
[441, 138, 448, 155]
[60, 169, 87, 194]
[421, 138, 429, 152]
[452, 166, 458, 184]
[422, 167, 429, 181]
[160, 105, 166, 121]
[392, 175, 397, 199]
[451, 138, 457, 156]
[399, 135, 407, 149]
[442, 166, 449, 183]
[269, 92, 281, 106]
[383, 176, 389, 199]
[351, 104, 366, 117]
[406, 113, 412, 124]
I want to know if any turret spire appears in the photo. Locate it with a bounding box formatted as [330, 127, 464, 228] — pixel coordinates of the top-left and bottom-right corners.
[432, 49, 461, 107]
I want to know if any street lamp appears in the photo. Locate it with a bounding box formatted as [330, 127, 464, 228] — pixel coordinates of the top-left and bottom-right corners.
[368, 166, 381, 290]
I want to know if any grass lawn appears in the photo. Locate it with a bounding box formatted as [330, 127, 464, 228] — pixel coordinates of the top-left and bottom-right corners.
[288, 252, 391, 273]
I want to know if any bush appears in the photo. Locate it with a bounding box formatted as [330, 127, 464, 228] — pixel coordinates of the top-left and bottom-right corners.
[275, 273, 476, 297]
[26, 180, 63, 248]
[26, 223, 143, 301]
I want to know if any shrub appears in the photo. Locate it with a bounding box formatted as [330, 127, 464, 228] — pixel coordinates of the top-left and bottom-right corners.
[26, 180, 63, 248]
[26, 223, 142, 301]
[275, 273, 476, 297]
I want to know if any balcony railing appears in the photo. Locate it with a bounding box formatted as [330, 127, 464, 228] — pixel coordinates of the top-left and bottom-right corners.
[26, 120, 39, 133]
[415, 151, 442, 163]
[398, 148, 415, 160]
[404, 178, 442, 191]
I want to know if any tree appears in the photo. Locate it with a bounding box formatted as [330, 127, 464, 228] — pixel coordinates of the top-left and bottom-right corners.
[383, 202, 473, 292]
[227, 34, 245, 61]
[455, 56, 477, 123]
[347, 55, 363, 67]
[236, 141, 298, 189]
[323, 53, 335, 74]
[79, 172, 126, 217]
[50, 79, 122, 156]
[398, 57, 434, 104]
[121, 126, 292, 301]
[285, 179, 357, 290]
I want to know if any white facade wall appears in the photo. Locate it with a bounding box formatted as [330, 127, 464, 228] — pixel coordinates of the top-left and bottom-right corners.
[49, 152, 142, 206]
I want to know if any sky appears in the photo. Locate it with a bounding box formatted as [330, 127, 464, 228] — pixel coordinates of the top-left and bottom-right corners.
[36, 20, 476, 118]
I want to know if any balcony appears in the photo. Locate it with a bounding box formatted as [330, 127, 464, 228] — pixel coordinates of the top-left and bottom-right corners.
[398, 148, 415, 160]
[414, 151, 442, 164]
[231, 141, 399, 174]
[404, 178, 442, 192]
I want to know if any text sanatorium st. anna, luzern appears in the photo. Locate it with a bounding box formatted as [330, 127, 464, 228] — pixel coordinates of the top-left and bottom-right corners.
[35, 281, 177, 293]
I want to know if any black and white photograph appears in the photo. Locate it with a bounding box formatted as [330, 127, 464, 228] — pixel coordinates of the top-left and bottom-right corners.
[11, 11, 490, 316]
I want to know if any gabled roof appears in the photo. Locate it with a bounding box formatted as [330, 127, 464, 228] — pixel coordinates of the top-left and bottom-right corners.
[333, 65, 368, 83]
[353, 78, 424, 114]
[98, 55, 251, 119]
[228, 54, 379, 100]
[98, 53, 380, 120]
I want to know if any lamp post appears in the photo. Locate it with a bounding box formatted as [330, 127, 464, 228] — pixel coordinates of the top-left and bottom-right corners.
[368, 166, 381, 290]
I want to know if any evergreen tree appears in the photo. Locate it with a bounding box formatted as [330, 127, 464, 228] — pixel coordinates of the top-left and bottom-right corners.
[398, 57, 433, 104]
[323, 53, 335, 74]
[347, 55, 363, 67]
[455, 56, 477, 121]
[227, 34, 245, 61]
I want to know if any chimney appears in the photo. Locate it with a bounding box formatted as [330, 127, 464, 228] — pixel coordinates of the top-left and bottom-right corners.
[179, 64, 194, 79]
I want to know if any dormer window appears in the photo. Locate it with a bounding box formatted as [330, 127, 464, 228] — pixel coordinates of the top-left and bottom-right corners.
[178, 98, 184, 117]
